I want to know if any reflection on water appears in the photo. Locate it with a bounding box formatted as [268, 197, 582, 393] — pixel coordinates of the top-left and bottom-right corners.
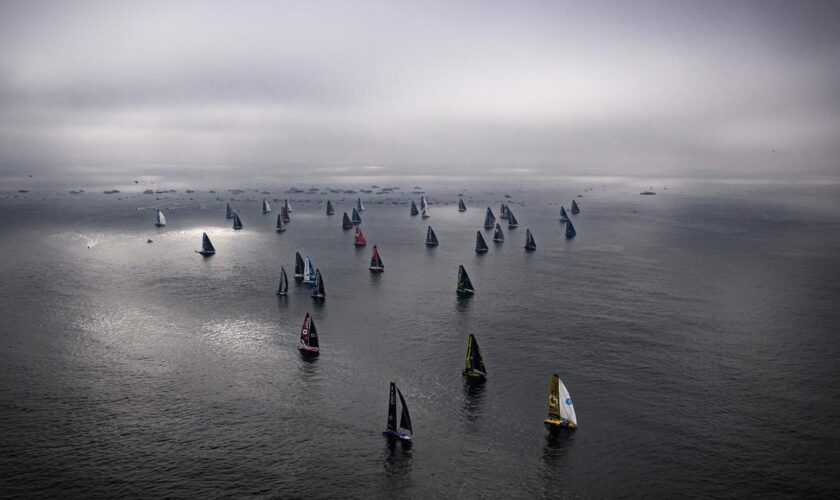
[383, 439, 413, 476]
[461, 378, 486, 421]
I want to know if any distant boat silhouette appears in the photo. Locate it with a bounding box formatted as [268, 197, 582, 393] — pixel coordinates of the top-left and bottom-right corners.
[456, 265, 475, 297]
[195, 232, 215, 256]
[276, 267, 289, 296]
[425, 226, 439, 247]
[571, 200, 580, 214]
[369, 245, 384, 272]
[410, 200, 419, 216]
[226, 203, 234, 219]
[559, 206, 569, 222]
[351, 207, 362, 225]
[462, 334, 487, 379]
[298, 312, 320, 356]
[311, 269, 325, 301]
[262, 198, 271, 214]
[475, 231, 489, 254]
[326, 200, 335, 215]
[640, 187, 656, 195]
[500, 202, 508, 220]
[294, 252, 305, 282]
[524, 228, 536, 251]
[420, 196, 428, 213]
[458, 198, 467, 212]
[354, 227, 367, 246]
[276, 214, 286, 232]
[280, 206, 291, 224]
[342, 212, 353, 229]
[507, 208, 519, 228]
[383, 382, 413, 441]
[284, 199, 294, 213]
[544, 373, 577, 431]
[484, 207, 495, 229]
[232, 212, 243, 230]
[421, 206, 430, 219]
[357, 197, 365, 212]
[155, 209, 166, 227]
[493, 223, 505, 242]
[565, 219, 576, 238]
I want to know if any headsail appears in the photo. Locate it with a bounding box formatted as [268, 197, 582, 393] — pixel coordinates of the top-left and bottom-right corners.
[342, 212, 353, 229]
[463, 334, 487, 378]
[233, 212, 243, 230]
[326, 200, 335, 215]
[294, 252, 305, 282]
[507, 208, 519, 228]
[410, 200, 419, 216]
[475, 231, 489, 254]
[484, 207, 495, 229]
[369, 245, 384, 272]
[458, 198, 467, 212]
[155, 209, 166, 227]
[524, 228, 536, 251]
[354, 227, 367, 246]
[565, 219, 576, 238]
[425, 226, 439, 246]
[493, 223, 505, 242]
[276, 214, 286, 232]
[397, 388, 413, 434]
[262, 198, 271, 213]
[571, 199, 580, 214]
[351, 208, 362, 225]
[226, 203, 234, 219]
[456, 265, 475, 296]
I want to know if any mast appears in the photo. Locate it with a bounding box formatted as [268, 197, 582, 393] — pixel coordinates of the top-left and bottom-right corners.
[425, 226, 438, 246]
[326, 200, 335, 215]
[410, 200, 419, 216]
[524, 228, 536, 250]
[475, 231, 488, 254]
[493, 223, 505, 242]
[500, 203, 508, 220]
[342, 212, 353, 229]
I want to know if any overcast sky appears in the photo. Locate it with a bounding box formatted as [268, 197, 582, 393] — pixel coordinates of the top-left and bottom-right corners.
[1, 0, 838, 185]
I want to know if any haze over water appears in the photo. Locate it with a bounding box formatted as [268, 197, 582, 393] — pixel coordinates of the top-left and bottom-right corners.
[1, 179, 838, 497]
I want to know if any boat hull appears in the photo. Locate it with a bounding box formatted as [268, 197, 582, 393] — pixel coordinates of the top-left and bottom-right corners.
[299, 345, 319, 356]
[311, 294, 325, 301]
[462, 369, 486, 379]
[525, 245, 536, 251]
[456, 289, 475, 297]
[382, 430, 412, 441]
[475, 248, 488, 254]
[369, 266, 384, 272]
[544, 418, 576, 431]
[195, 250, 215, 256]
[276, 227, 286, 232]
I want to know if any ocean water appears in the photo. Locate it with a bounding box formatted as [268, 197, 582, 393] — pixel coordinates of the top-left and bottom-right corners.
[1, 181, 839, 498]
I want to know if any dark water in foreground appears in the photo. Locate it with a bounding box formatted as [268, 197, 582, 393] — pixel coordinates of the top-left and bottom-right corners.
[1, 183, 839, 498]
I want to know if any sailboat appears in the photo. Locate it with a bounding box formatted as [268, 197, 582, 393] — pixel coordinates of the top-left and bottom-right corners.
[226, 203, 234, 219]
[232, 212, 243, 230]
[500, 202, 508, 220]
[410, 200, 419, 216]
[571, 199, 580, 214]
[298, 313, 320, 356]
[354, 227, 367, 246]
[342, 212, 353, 229]
[543, 374, 577, 430]
[294, 252, 305, 282]
[276, 214, 286, 232]
[302, 257, 317, 285]
[565, 219, 576, 238]
[326, 200, 335, 215]
[284, 199, 293, 212]
[524, 228, 536, 251]
[420, 196, 428, 213]
[357, 197, 365, 212]
[155, 209, 166, 227]
[456, 265, 475, 296]
[369, 245, 384, 272]
[640, 187, 656, 195]
[458, 198, 467, 212]
[475, 231, 489, 254]
[421, 206, 430, 219]
[382, 382, 413, 441]
[311, 269, 326, 301]
[462, 334, 487, 379]
[425, 226, 439, 247]
[276, 266, 289, 296]
[280, 206, 291, 224]
[559, 206, 569, 222]
[493, 223, 505, 242]
[262, 198, 271, 213]
[483, 207, 496, 229]
[351, 208, 362, 225]
[195, 232, 215, 256]
[507, 208, 519, 228]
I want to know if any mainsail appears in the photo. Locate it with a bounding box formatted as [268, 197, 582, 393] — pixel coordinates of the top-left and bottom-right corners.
[298, 312, 320, 354]
[155, 209, 166, 227]
[226, 203, 234, 219]
[493, 223, 505, 242]
[262, 198, 271, 213]
[311, 269, 325, 300]
[342, 212, 353, 229]
[524, 228, 536, 251]
[463, 334, 487, 378]
[326, 200, 335, 215]
[294, 252, 305, 282]
[507, 208, 519, 228]
[276, 266, 289, 296]
[565, 219, 576, 238]
[196, 232, 215, 255]
[545, 374, 577, 428]
[355, 227, 367, 246]
[276, 214, 286, 232]
[233, 212, 243, 230]
[410, 200, 419, 216]
[369, 245, 384, 272]
[351, 208, 362, 225]
[458, 198, 467, 212]
[456, 265, 475, 296]
[484, 207, 495, 229]
[475, 231, 489, 254]
[571, 199, 580, 214]
[425, 226, 439, 246]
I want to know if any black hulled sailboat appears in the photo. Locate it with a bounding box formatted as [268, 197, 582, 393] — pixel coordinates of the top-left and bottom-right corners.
[383, 382, 413, 441]
[456, 265, 475, 296]
[410, 200, 419, 216]
[232, 212, 243, 230]
[369, 245, 384, 272]
[475, 231, 489, 254]
[226, 203, 234, 219]
[262, 198, 271, 213]
[565, 219, 577, 238]
[342, 212, 353, 229]
[425, 226, 439, 247]
[357, 197, 365, 212]
[559, 206, 569, 222]
[462, 334, 487, 379]
[351, 208, 362, 225]
[458, 198, 467, 212]
[571, 199, 580, 214]
[524, 228, 536, 251]
[276, 266, 289, 296]
[311, 269, 326, 301]
[276, 214, 286, 232]
[326, 200, 335, 215]
[280, 206, 291, 224]
[500, 202, 509, 220]
[484, 207, 496, 229]
[294, 252, 305, 282]
[493, 223, 505, 242]
[196, 232, 215, 256]
[507, 208, 519, 228]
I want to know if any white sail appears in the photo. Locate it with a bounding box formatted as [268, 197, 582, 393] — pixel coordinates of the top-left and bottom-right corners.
[156, 210, 166, 226]
[556, 377, 577, 425]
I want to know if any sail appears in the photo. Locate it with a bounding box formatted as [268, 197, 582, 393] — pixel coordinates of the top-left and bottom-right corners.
[549, 374, 577, 425]
[397, 388, 413, 434]
[475, 231, 488, 253]
[571, 199, 580, 214]
[465, 334, 487, 376]
[458, 198, 466, 212]
[357, 197, 365, 211]
[525, 228, 536, 250]
[326, 200, 335, 215]
[565, 219, 576, 238]
[262, 198, 271, 213]
[457, 265, 475, 293]
[226, 203, 234, 219]
[370, 245, 384, 270]
[342, 212, 353, 229]
[202, 233, 215, 253]
[233, 212, 243, 229]
[351, 208, 362, 225]
[426, 226, 438, 246]
[285, 199, 293, 212]
[355, 227, 367, 246]
[500, 203, 508, 220]
[507, 209, 519, 228]
[484, 207, 495, 229]
[294, 252, 305, 280]
[560, 206, 569, 222]
[410, 200, 419, 216]
[155, 209, 166, 226]
[280, 206, 290, 223]
[493, 223, 505, 242]
[386, 382, 398, 432]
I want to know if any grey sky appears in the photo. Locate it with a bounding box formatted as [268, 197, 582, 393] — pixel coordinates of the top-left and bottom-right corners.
[1, 0, 838, 184]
